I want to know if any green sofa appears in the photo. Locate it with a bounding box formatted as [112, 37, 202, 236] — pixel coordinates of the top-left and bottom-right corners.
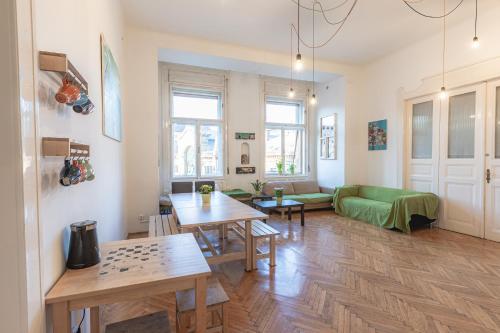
[262, 181, 335, 210]
[333, 185, 439, 233]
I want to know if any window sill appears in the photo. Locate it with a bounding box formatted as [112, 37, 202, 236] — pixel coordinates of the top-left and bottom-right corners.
[264, 175, 308, 181]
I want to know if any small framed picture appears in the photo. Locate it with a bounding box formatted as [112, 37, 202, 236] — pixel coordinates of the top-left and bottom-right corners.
[320, 115, 336, 159]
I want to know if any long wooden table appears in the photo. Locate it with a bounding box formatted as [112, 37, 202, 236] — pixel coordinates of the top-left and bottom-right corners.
[46, 234, 211, 333]
[170, 191, 268, 271]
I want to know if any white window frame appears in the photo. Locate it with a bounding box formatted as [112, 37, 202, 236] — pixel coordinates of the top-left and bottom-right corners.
[264, 96, 307, 178]
[169, 85, 225, 180]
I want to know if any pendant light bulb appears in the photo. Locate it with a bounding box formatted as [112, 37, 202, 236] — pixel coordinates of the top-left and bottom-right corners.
[288, 87, 295, 98]
[310, 94, 317, 105]
[439, 86, 447, 100]
[295, 53, 304, 71]
[472, 36, 480, 48]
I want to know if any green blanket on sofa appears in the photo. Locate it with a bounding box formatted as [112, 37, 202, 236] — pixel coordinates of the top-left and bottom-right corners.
[333, 185, 439, 233]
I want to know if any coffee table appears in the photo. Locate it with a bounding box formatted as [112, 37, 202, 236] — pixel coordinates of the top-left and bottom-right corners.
[254, 199, 305, 226]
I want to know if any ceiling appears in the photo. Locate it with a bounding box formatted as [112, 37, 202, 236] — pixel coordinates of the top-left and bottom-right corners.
[122, 0, 499, 64]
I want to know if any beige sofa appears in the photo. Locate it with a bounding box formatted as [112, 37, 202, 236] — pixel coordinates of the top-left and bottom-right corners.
[262, 180, 335, 211]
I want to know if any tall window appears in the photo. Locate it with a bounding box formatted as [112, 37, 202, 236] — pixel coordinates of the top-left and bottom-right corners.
[265, 98, 306, 176]
[171, 88, 223, 178]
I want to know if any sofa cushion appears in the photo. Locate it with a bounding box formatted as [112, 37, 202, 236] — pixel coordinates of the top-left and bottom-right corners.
[283, 193, 333, 204]
[340, 197, 392, 227]
[222, 189, 252, 199]
[292, 181, 320, 194]
[263, 181, 295, 196]
[358, 186, 417, 204]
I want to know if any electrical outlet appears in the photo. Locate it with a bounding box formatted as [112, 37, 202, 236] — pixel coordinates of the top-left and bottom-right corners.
[138, 215, 148, 223]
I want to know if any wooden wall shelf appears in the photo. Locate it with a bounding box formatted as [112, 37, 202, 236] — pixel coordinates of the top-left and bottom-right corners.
[42, 137, 90, 158]
[39, 51, 89, 94]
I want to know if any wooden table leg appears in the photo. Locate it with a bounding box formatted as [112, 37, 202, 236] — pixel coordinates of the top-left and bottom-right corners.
[288, 207, 292, 221]
[301, 205, 305, 226]
[52, 302, 71, 333]
[90, 306, 100, 333]
[218, 224, 224, 239]
[270, 235, 276, 267]
[245, 219, 252, 271]
[195, 277, 207, 333]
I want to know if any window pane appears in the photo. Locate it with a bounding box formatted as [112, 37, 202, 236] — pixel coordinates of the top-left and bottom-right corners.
[200, 125, 222, 177]
[284, 129, 303, 175]
[172, 92, 220, 120]
[265, 129, 282, 174]
[495, 87, 500, 158]
[448, 92, 476, 159]
[266, 101, 302, 124]
[172, 123, 196, 177]
[412, 101, 433, 159]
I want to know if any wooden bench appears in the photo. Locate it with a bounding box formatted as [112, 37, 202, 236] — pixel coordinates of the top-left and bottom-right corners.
[233, 220, 280, 269]
[176, 279, 229, 333]
[149, 215, 179, 237]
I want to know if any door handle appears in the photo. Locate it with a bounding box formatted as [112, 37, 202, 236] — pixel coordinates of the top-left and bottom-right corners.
[487, 169, 491, 184]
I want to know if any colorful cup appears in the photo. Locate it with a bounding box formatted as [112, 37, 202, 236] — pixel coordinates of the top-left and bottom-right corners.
[55, 78, 80, 104]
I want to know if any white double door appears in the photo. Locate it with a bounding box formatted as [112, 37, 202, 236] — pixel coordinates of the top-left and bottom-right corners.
[406, 80, 500, 241]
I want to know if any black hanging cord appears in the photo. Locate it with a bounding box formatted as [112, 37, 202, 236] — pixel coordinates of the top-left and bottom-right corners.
[75, 309, 86, 333]
[402, 0, 464, 19]
[290, 0, 350, 12]
[291, 0, 358, 49]
[474, 0, 478, 37]
[297, 0, 300, 53]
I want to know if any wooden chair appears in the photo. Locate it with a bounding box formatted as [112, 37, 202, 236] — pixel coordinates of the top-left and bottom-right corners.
[172, 181, 193, 194]
[194, 180, 215, 192]
[105, 311, 168, 333]
[235, 220, 280, 269]
[176, 279, 229, 333]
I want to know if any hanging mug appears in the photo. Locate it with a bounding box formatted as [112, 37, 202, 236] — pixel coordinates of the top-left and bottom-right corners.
[78, 160, 87, 183]
[55, 78, 80, 104]
[69, 160, 82, 185]
[85, 159, 95, 181]
[72, 93, 89, 113]
[59, 159, 72, 186]
[74, 99, 95, 115]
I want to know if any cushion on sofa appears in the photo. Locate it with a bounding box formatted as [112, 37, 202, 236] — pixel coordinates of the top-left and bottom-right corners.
[358, 186, 417, 204]
[222, 189, 252, 199]
[283, 193, 333, 204]
[263, 181, 295, 196]
[340, 197, 392, 227]
[292, 181, 320, 194]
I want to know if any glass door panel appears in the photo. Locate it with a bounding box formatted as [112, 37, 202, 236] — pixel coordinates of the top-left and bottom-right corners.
[448, 92, 476, 159]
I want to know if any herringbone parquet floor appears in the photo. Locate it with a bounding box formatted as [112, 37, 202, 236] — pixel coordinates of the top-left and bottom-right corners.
[103, 211, 500, 333]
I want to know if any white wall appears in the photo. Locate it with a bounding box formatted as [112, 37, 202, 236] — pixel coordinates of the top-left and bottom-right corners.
[355, 6, 500, 188]
[226, 72, 262, 191]
[34, 0, 126, 331]
[316, 77, 346, 188]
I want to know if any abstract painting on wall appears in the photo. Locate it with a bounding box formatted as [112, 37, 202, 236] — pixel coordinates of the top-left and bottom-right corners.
[101, 34, 122, 141]
[368, 119, 387, 151]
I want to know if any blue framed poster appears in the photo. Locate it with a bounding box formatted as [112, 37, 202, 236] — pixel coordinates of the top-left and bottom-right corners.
[368, 119, 387, 151]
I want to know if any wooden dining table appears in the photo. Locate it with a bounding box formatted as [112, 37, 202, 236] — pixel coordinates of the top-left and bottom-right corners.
[45, 233, 211, 333]
[170, 191, 268, 271]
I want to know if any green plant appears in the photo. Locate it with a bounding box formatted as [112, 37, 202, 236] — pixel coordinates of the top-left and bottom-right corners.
[276, 160, 284, 175]
[250, 179, 266, 193]
[288, 163, 296, 175]
[199, 184, 213, 194]
[274, 187, 284, 198]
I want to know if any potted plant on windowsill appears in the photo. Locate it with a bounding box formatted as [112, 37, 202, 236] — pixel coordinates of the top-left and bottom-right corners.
[288, 163, 296, 175]
[199, 184, 213, 205]
[276, 160, 284, 175]
[274, 187, 284, 205]
[250, 179, 266, 195]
